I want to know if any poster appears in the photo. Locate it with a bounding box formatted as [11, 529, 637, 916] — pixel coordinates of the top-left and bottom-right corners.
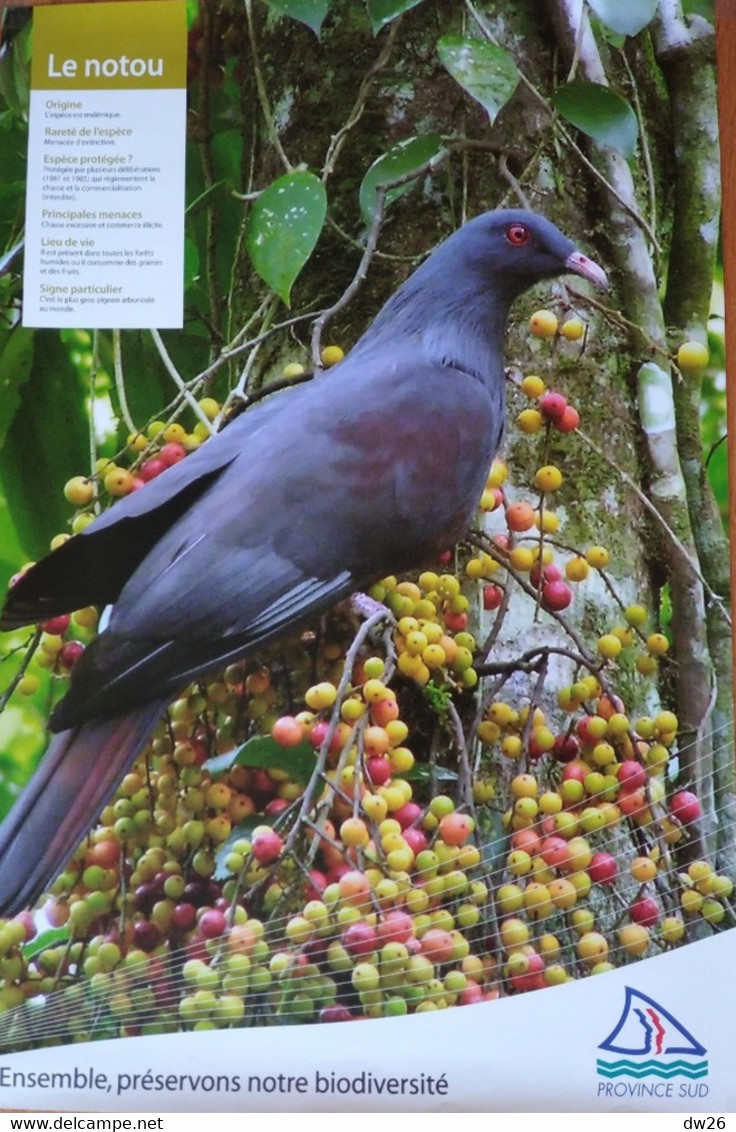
[22, 0, 187, 328]
[0, 0, 733, 1114]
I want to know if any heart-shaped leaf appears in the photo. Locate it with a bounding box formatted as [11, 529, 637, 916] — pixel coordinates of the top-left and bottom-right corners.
[261, 0, 330, 38]
[437, 36, 519, 124]
[204, 734, 317, 787]
[552, 80, 638, 157]
[247, 170, 327, 306]
[359, 133, 443, 225]
[366, 0, 426, 35]
[587, 0, 658, 37]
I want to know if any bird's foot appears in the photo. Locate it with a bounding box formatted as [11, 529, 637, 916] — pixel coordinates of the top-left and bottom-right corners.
[346, 591, 395, 626]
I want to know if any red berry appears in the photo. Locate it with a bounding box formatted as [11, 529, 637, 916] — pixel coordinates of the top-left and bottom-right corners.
[158, 442, 187, 467]
[443, 610, 468, 632]
[41, 614, 70, 635]
[320, 1005, 353, 1023]
[541, 580, 573, 611]
[199, 908, 228, 938]
[539, 391, 567, 423]
[553, 734, 580, 763]
[133, 920, 161, 952]
[556, 405, 580, 432]
[530, 563, 562, 588]
[483, 584, 503, 610]
[617, 760, 647, 791]
[342, 921, 377, 957]
[139, 457, 168, 482]
[59, 640, 85, 669]
[589, 852, 618, 885]
[403, 827, 428, 855]
[366, 757, 392, 786]
[392, 802, 422, 829]
[252, 830, 283, 864]
[670, 790, 701, 825]
[630, 897, 659, 927]
[271, 715, 304, 748]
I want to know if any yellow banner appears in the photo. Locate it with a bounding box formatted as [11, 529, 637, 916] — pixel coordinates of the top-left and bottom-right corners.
[31, 0, 186, 90]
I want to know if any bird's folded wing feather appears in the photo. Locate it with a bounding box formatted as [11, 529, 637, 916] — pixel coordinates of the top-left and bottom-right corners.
[35, 351, 498, 729]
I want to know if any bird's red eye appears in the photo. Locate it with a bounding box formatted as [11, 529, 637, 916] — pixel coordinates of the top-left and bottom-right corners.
[506, 224, 530, 246]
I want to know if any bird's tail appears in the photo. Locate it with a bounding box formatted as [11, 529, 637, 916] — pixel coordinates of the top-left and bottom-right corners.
[0, 700, 167, 917]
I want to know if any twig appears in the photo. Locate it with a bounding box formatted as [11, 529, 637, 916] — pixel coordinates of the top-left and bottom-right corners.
[620, 46, 657, 246]
[463, 0, 660, 252]
[149, 330, 215, 433]
[111, 329, 136, 437]
[0, 628, 42, 713]
[282, 605, 396, 862]
[498, 153, 530, 209]
[447, 700, 476, 818]
[244, 0, 292, 174]
[321, 20, 401, 182]
[310, 149, 450, 365]
[576, 428, 732, 628]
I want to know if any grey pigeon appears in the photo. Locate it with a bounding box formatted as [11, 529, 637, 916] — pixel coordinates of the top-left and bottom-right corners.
[0, 209, 607, 914]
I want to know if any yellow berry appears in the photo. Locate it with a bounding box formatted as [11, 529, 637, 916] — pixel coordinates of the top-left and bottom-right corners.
[624, 604, 647, 627]
[321, 345, 344, 366]
[517, 409, 543, 434]
[597, 634, 622, 660]
[646, 632, 670, 656]
[565, 556, 590, 582]
[508, 546, 535, 571]
[104, 468, 135, 497]
[198, 397, 220, 420]
[64, 476, 95, 506]
[585, 546, 609, 569]
[535, 509, 559, 533]
[529, 310, 558, 339]
[520, 374, 545, 398]
[676, 340, 709, 373]
[534, 465, 563, 492]
[561, 317, 585, 341]
[636, 654, 658, 676]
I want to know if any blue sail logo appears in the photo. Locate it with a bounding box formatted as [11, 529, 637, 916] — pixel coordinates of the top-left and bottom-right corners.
[597, 987, 708, 1080]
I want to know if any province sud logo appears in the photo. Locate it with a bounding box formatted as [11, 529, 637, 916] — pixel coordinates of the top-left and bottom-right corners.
[596, 986, 708, 1096]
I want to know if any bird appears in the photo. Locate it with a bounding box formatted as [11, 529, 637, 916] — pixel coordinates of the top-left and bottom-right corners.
[0, 208, 607, 916]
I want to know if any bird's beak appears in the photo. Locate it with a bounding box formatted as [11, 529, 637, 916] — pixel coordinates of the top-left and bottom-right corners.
[565, 250, 608, 290]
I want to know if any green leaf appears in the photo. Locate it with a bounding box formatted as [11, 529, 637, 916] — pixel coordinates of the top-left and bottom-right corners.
[22, 927, 71, 961]
[214, 817, 266, 881]
[682, 0, 714, 21]
[587, 0, 658, 37]
[552, 80, 638, 158]
[437, 36, 519, 124]
[261, 0, 330, 37]
[204, 734, 317, 787]
[0, 332, 90, 561]
[0, 326, 34, 451]
[359, 133, 443, 225]
[366, 0, 426, 35]
[0, 21, 31, 119]
[403, 763, 458, 784]
[247, 171, 327, 306]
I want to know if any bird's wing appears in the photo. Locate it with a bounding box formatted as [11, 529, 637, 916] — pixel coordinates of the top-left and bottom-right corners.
[51, 351, 500, 728]
[0, 388, 298, 630]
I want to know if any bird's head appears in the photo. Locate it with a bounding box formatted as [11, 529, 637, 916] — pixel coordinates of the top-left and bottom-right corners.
[350, 207, 607, 368]
[451, 208, 608, 299]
